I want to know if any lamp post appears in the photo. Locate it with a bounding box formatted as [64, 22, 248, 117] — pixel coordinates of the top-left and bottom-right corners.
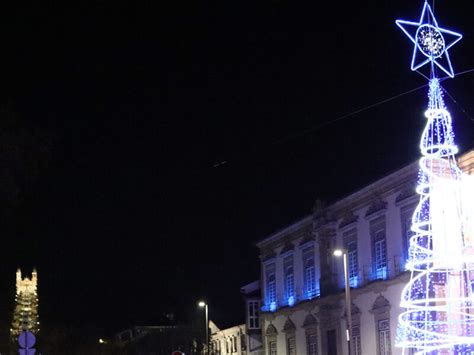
[198, 301, 209, 355]
[334, 248, 352, 355]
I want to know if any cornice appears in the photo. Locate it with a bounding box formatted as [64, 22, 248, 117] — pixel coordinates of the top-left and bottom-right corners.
[256, 215, 312, 250]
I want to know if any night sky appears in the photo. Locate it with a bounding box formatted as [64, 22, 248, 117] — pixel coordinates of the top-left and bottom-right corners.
[0, 0, 472, 334]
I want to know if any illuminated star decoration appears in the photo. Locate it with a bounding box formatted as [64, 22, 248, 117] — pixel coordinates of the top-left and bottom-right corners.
[396, 1, 462, 78]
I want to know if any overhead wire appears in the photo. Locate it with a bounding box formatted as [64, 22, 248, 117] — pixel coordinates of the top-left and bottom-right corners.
[443, 88, 474, 123]
[272, 84, 428, 146]
[213, 67, 474, 168]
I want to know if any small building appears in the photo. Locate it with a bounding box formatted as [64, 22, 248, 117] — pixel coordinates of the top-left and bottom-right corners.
[209, 281, 263, 355]
[210, 322, 246, 355]
[115, 324, 200, 354]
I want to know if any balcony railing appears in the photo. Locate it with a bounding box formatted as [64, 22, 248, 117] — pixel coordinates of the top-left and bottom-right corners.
[260, 256, 405, 312]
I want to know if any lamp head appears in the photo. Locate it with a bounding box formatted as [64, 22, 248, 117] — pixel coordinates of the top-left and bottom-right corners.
[333, 249, 343, 257]
[198, 301, 206, 308]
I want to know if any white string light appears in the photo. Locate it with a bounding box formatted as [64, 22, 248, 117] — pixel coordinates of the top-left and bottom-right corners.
[396, 78, 474, 354]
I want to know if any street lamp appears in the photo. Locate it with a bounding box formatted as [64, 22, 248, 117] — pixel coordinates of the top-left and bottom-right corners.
[198, 301, 209, 355]
[333, 248, 352, 355]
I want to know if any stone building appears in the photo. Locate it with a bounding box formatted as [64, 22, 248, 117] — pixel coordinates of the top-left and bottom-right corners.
[256, 150, 474, 355]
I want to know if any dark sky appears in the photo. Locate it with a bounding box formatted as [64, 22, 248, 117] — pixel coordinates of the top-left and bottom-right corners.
[0, 0, 472, 334]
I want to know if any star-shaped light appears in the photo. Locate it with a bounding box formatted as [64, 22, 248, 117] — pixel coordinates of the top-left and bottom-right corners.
[396, 2, 462, 78]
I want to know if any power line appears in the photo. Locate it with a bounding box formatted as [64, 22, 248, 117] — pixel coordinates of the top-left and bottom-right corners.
[272, 67, 474, 147]
[443, 88, 474, 123]
[272, 84, 428, 146]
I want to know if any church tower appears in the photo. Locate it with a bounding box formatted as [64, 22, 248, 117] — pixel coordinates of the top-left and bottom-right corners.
[10, 268, 39, 340]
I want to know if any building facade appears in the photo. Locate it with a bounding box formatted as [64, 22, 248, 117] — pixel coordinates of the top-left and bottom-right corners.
[209, 281, 263, 355]
[257, 150, 474, 355]
[210, 323, 247, 355]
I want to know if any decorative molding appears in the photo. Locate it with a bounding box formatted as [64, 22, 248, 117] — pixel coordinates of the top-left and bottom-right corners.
[298, 235, 315, 249]
[395, 184, 417, 205]
[279, 243, 294, 256]
[370, 294, 391, 315]
[302, 314, 318, 328]
[338, 212, 359, 230]
[261, 252, 276, 264]
[282, 318, 296, 333]
[365, 198, 388, 219]
[350, 303, 361, 316]
[265, 323, 277, 336]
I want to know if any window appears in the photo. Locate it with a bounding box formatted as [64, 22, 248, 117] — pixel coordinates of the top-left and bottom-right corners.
[374, 236, 387, 279]
[287, 336, 296, 355]
[404, 216, 414, 256]
[401, 205, 415, 263]
[352, 326, 361, 355]
[326, 329, 337, 354]
[378, 319, 391, 355]
[307, 333, 318, 355]
[269, 340, 277, 355]
[265, 263, 277, 308]
[284, 255, 295, 304]
[347, 240, 358, 287]
[303, 247, 318, 298]
[241, 333, 246, 350]
[248, 300, 260, 329]
[370, 216, 387, 281]
[343, 229, 358, 287]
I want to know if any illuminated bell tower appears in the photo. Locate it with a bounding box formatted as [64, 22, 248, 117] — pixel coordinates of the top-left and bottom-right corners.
[11, 268, 39, 340]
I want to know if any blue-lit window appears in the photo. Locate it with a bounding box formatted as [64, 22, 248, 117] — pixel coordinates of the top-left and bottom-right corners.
[343, 229, 359, 287]
[401, 205, 416, 265]
[283, 255, 295, 305]
[370, 216, 387, 281]
[374, 234, 387, 280]
[268, 277, 276, 305]
[286, 273, 294, 305]
[305, 265, 316, 295]
[347, 241, 358, 287]
[303, 247, 318, 299]
[265, 263, 276, 310]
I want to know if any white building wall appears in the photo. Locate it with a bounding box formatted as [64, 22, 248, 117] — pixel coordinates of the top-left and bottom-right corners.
[260, 278, 409, 355]
[257, 151, 474, 355]
[357, 209, 371, 285]
[294, 246, 304, 302]
[385, 194, 404, 276]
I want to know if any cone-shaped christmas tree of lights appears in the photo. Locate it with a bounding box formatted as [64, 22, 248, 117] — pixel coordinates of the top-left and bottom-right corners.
[11, 269, 39, 342]
[395, 2, 474, 354]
